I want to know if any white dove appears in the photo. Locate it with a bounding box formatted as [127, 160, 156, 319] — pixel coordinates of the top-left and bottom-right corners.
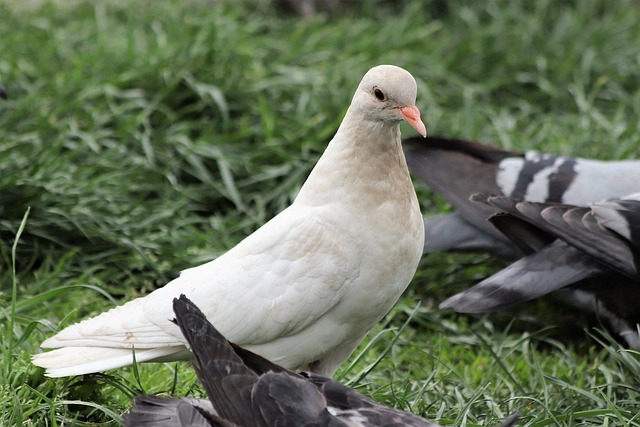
[33, 64, 427, 378]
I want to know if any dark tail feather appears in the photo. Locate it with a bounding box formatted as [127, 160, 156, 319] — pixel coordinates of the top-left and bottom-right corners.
[478, 194, 639, 278]
[440, 241, 603, 312]
[122, 396, 218, 427]
[172, 295, 259, 427]
[173, 295, 331, 427]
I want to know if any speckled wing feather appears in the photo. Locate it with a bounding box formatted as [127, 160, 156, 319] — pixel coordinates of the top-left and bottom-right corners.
[482, 195, 639, 279]
[306, 373, 444, 427]
[442, 194, 640, 314]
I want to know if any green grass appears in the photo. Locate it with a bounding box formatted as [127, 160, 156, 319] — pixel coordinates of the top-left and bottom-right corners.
[2, 0, 640, 425]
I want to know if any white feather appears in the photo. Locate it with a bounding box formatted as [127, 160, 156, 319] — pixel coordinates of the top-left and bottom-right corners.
[33, 65, 425, 378]
[563, 159, 640, 204]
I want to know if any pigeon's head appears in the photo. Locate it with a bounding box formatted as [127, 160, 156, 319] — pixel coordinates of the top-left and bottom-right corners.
[352, 65, 426, 137]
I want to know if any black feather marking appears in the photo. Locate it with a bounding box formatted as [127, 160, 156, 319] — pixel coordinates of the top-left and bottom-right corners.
[547, 158, 577, 202]
[509, 154, 557, 200]
[403, 135, 519, 163]
[488, 213, 555, 255]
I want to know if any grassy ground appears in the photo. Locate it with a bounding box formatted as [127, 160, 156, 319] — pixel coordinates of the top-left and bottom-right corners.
[1, 0, 639, 425]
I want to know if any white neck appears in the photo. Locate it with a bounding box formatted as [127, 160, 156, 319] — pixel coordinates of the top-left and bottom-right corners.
[294, 107, 413, 211]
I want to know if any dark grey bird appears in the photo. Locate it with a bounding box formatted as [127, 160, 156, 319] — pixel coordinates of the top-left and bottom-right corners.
[0, 84, 7, 100]
[403, 135, 640, 257]
[123, 295, 520, 427]
[440, 193, 640, 349]
[403, 135, 640, 347]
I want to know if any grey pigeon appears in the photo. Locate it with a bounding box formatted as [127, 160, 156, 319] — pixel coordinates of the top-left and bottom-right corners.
[123, 295, 521, 427]
[403, 135, 640, 257]
[403, 135, 640, 347]
[440, 193, 640, 349]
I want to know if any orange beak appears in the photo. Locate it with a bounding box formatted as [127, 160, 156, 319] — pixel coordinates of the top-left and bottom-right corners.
[398, 106, 427, 137]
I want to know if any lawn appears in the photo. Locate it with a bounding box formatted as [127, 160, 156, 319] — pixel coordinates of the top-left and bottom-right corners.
[1, 0, 639, 425]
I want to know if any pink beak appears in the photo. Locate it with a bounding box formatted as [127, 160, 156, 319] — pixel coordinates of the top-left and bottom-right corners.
[398, 106, 427, 137]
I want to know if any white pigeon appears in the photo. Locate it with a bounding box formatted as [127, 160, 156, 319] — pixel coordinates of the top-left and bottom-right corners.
[33, 64, 427, 378]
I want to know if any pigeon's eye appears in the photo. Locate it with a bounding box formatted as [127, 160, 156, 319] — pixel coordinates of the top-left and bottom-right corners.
[373, 87, 386, 101]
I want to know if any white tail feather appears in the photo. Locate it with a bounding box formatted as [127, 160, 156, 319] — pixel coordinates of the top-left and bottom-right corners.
[32, 345, 189, 377]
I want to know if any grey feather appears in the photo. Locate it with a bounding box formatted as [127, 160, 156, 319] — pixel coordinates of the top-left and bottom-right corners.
[423, 213, 515, 257]
[125, 296, 521, 426]
[440, 240, 604, 312]
[481, 195, 640, 279]
[123, 396, 220, 427]
[442, 194, 640, 348]
[404, 135, 640, 347]
[404, 135, 640, 256]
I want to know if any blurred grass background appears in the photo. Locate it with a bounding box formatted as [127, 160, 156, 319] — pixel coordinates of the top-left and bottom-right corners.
[1, 0, 639, 425]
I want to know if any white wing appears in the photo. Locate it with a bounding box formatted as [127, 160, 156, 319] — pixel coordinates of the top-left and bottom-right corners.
[43, 204, 362, 351]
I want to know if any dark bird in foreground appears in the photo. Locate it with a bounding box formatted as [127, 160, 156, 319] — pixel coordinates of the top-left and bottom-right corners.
[123, 295, 520, 427]
[0, 84, 7, 100]
[440, 193, 640, 349]
[403, 135, 640, 257]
